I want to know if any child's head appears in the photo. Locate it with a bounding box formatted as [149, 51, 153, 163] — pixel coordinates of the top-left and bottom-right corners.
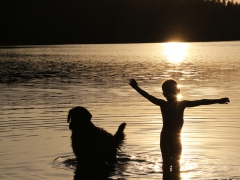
[162, 79, 180, 100]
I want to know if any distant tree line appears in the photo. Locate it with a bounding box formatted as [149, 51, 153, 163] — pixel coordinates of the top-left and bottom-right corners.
[0, 0, 240, 45]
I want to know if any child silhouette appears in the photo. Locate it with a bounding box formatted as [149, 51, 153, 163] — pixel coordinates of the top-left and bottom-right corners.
[129, 78, 229, 174]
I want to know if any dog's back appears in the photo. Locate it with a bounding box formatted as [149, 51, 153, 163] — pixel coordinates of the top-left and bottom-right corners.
[71, 126, 108, 166]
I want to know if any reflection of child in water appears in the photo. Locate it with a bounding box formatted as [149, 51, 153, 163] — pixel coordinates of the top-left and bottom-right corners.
[129, 79, 230, 173]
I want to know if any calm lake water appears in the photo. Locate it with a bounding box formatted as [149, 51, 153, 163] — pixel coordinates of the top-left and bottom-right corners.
[0, 41, 240, 180]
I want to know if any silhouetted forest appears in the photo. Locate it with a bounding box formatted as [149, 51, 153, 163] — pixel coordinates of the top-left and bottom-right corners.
[0, 0, 240, 45]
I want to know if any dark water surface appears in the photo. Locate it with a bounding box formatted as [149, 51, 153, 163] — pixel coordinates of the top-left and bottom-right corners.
[0, 42, 240, 179]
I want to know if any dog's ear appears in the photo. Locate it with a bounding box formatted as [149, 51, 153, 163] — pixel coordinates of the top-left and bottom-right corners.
[67, 109, 73, 130]
[67, 109, 71, 123]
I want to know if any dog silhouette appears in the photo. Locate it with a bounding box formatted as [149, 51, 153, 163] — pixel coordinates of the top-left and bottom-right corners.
[67, 106, 126, 169]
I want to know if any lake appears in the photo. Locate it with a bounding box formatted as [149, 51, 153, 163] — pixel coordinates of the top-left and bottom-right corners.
[0, 41, 240, 179]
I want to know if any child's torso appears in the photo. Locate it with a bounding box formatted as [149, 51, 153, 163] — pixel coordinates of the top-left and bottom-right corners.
[160, 100, 185, 134]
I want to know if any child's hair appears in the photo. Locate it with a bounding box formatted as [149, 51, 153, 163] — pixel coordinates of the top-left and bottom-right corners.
[162, 79, 178, 95]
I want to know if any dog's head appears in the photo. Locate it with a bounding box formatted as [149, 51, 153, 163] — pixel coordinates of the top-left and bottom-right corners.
[67, 106, 92, 130]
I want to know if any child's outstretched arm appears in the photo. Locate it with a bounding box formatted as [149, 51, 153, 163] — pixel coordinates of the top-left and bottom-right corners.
[184, 98, 230, 107]
[129, 79, 164, 106]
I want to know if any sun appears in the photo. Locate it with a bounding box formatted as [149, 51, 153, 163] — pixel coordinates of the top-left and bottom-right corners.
[162, 42, 189, 64]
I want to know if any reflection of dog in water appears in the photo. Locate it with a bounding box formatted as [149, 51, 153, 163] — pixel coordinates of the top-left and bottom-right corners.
[67, 106, 126, 179]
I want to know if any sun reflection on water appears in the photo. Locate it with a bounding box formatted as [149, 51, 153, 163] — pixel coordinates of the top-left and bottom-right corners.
[162, 42, 189, 64]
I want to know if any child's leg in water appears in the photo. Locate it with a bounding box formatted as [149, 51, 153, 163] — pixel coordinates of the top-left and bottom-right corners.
[161, 135, 182, 172]
[171, 139, 182, 172]
[160, 138, 171, 172]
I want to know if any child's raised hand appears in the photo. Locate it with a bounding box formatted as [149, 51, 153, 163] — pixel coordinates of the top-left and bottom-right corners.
[219, 98, 230, 104]
[129, 79, 138, 88]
